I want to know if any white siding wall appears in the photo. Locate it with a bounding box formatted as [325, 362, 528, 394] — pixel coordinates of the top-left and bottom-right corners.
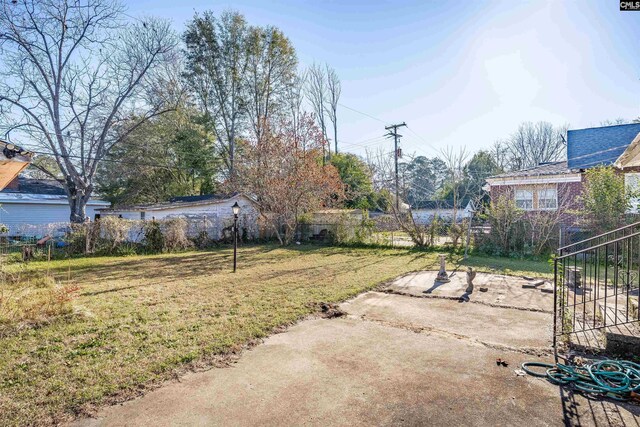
[411, 208, 472, 224]
[103, 196, 260, 240]
[0, 202, 105, 235]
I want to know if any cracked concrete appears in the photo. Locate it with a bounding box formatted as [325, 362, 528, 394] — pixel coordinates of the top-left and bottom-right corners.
[387, 270, 553, 313]
[72, 273, 640, 427]
[343, 292, 554, 356]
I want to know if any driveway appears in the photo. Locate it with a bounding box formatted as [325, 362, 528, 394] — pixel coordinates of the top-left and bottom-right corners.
[73, 272, 640, 426]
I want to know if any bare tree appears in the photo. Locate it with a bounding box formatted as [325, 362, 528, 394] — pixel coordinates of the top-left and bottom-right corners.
[285, 71, 306, 142]
[366, 147, 435, 247]
[0, 0, 177, 222]
[440, 147, 470, 223]
[306, 63, 329, 157]
[325, 64, 341, 154]
[245, 25, 297, 143]
[600, 118, 630, 126]
[506, 121, 566, 169]
[183, 10, 251, 183]
[490, 140, 511, 172]
[440, 147, 472, 247]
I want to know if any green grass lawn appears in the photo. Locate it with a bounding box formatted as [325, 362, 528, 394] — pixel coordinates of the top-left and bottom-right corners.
[0, 245, 551, 426]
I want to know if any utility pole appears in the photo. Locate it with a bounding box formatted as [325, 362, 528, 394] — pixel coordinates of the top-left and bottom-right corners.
[385, 122, 406, 212]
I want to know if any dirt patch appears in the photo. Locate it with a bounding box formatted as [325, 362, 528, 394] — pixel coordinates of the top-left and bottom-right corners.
[319, 302, 346, 318]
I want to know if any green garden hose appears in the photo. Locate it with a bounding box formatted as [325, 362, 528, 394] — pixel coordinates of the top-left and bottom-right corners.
[521, 359, 640, 401]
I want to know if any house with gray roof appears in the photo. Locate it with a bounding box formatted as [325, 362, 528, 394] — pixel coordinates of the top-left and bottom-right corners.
[485, 123, 640, 225]
[0, 175, 110, 235]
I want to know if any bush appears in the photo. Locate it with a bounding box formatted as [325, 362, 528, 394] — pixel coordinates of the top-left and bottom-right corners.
[480, 195, 526, 256]
[579, 166, 632, 233]
[64, 223, 89, 255]
[143, 220, 164, 253]
[478, 195, 560, 257]
[447, 219, 469, 248]
[162, 218, 193, 252]
[98, 216, 132, 253]
[193, 230, 214, 249]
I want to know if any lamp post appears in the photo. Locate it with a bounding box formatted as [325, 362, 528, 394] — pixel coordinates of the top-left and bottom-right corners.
[232, 201, 240, 272]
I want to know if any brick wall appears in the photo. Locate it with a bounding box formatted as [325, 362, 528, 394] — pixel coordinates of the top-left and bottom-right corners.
[489, 176, 584, 227]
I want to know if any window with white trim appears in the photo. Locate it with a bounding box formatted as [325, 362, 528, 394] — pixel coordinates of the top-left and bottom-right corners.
[537, 188, 557, 210]
[515, 189, 533, 210]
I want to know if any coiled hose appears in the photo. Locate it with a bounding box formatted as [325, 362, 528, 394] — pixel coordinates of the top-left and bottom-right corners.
[521, 360, 640, 401]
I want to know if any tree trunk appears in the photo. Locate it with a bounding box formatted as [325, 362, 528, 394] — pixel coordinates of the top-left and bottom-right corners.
[69, 194, 87, 223]
[334, 120, 338, 154]
[66, 179, 89, 223]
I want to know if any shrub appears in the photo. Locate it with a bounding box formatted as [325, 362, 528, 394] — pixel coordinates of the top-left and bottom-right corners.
[143, 220, 164, 253]
[98, 216, 133, 254]
[481, 195, 526, 256]
[478, 195, 560, 257]
[64, 223, 89, 255]
[192, 230, 213, 249]
[447, 219, 469, 248]
[163, 218, 193, 252]
[579, 166, 632, 234]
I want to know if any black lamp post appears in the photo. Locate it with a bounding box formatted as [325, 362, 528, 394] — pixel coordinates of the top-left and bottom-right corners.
[232, 201, 240, 272]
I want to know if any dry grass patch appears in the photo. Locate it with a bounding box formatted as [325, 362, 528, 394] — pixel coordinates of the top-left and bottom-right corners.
[0, 267, 80, 335]
[0, 245, 549, 425]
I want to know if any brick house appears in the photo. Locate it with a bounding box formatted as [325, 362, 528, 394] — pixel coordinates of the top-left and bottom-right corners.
[485, 122, 640, 226]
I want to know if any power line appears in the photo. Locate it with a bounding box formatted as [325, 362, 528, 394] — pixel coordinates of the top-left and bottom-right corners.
[338, 103, 387, 124]
[363, 150, 395, 161]
[404, 125, 440, 156]
[339, 136, 388, 150]
[340, 135, 387, 145]
[29, 149, 185, 170]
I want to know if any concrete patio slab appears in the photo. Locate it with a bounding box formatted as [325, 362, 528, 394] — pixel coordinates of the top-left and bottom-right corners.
[72, 287, 640, 427]
[341, 291, 552, 351]
[386, 271, 553, 312]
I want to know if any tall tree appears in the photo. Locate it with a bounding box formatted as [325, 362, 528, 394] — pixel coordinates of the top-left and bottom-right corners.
[0, 0, 177, 222]
[245, 25, 297, 143]
[463, 150, 503, 198]
[183, 11, 251, 183]
[234, 114, 343, 244]
[306, 63, 330, 157]
[285, 71, 307, 142]
[489, 140, 511, 172]
[401, 155, 448, 205]
[325, 64, 341, 154]
[329, 153, 374, 209]
[97, 109, 218, 206]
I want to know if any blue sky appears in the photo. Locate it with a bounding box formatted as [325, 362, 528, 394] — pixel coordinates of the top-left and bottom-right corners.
[127, 0, 640, 159]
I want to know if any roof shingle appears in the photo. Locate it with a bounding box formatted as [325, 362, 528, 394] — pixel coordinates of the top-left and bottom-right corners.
[567, 123, 640, 169]
[488, 161, 569, 179]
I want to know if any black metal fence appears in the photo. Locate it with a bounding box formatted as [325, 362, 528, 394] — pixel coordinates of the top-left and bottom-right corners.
[553, 221, 640, 348]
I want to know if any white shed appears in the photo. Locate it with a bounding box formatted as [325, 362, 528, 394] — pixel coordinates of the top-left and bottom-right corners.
[0, 176, 109, 236]
[410, 200, 474, 224]
[98, 194, 260, 240]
